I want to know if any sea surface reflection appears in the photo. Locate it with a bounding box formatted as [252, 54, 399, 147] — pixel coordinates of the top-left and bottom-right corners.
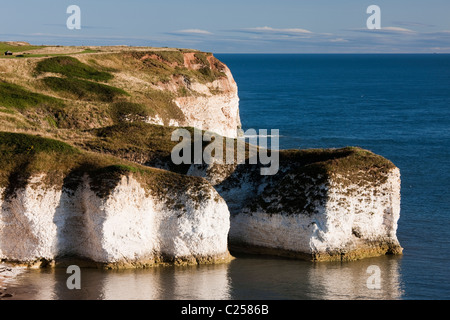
[5, 254, 404, 300]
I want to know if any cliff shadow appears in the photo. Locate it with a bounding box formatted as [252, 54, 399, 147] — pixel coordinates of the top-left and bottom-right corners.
[52, 164, 125, 267]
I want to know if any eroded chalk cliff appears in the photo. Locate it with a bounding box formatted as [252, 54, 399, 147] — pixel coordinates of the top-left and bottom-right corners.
[0, 44, 402, 266]
[188, 147, 403, 261]
[0, 133, 231, 268]
[0, 47, 241, 138]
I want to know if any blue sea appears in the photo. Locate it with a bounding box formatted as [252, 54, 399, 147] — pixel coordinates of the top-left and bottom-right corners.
[4, 54, 450, 300]
[216, 53, 450, 300]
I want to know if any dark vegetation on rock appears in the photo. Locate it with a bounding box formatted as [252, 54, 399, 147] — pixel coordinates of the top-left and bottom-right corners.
[0, 132, 210, 209]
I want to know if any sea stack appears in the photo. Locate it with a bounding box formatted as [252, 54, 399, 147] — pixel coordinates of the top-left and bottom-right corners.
[188, 147, 403, 261]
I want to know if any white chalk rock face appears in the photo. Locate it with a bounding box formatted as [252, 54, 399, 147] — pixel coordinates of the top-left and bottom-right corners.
[157, 53, 242, 138]
[188, 148, 403, 261]
[0, 174, 231, 267]
[0, 175, 61, 263]
[229, 168, 402, 261]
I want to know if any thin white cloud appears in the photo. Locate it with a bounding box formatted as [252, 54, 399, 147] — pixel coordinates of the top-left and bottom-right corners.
[382, 26, 416, 33]
[176, 29, 213, 35]
[246, 26, 313, 34]
[348, 26, 416, 34]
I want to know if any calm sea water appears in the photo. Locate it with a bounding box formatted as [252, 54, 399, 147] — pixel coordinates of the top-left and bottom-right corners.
[217, 54, 450, 300]
[4, 54, 450, 300]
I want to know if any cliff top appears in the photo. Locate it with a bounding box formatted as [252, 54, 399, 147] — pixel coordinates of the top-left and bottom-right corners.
[0, 43, 229, 136]
[0, 131, 212, 210]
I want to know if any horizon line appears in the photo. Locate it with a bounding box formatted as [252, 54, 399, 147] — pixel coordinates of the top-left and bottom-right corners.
[213, 52, 450, 54]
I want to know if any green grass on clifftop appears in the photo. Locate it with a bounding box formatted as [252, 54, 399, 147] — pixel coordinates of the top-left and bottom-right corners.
[0, 81, 64, 110]
[0, 42, 45, 54]
[42, 77, 128, 102]
[84, 122, 183, 170]
[151, 51, 185, 65]
[0, 132, 78, 155]
[279, 147, 396, 186]
[35, 56, 114, 82]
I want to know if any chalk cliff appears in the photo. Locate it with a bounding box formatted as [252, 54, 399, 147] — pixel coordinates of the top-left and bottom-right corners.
[0, 133, 231, 268]
[158, 52, 241, 138]
[188, 147, 403, 261]
[0, 46, 241, 138]
[0, 43, 402, 266]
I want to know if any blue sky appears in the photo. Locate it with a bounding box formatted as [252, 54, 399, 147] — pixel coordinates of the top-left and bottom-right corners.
[1, 0, 450, 53]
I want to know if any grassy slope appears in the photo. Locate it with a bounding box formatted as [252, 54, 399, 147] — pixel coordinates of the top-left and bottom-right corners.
[0, 43, 45, 54]
[0, 132, 209, 206]
[0, 42, 97, 58]
[0, 45, 396, 213]
[0, 46, 228, 131]
[42, 77, 128, 102]
[78, 122, 394, 182]
[35, 56, 113, 81]
[0, 81, 64, 110]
